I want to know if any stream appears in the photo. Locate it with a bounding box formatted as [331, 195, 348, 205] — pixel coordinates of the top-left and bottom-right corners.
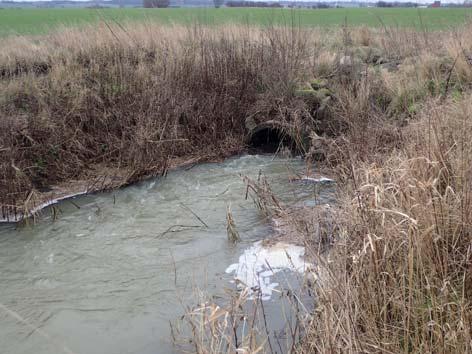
[0, 155, 334, 354]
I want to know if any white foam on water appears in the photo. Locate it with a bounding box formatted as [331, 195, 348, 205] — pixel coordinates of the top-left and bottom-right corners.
[301, 176, 334, 183]
[226, 241, 312, 301]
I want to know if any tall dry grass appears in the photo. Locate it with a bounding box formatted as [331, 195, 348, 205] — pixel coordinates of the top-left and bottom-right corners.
[0, 23, 314, 216]
[1, 20, 472, 353]
[175, 23, 472, 354]
[301, 24, 472, 354]
[302, 96, 472, 354]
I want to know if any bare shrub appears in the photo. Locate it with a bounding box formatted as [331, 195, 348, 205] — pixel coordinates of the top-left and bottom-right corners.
[1, 23, 472, 353]
[0, 24, 313, 215]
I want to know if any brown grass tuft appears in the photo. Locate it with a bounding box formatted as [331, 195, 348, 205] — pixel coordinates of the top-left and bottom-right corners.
[1, 21, 472, 353]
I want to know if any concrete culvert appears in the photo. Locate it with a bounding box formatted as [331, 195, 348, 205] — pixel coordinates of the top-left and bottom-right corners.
[246, 120, 297, 154]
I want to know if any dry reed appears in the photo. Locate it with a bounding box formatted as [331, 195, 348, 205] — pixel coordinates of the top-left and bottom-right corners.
[1, 20, 472, 353]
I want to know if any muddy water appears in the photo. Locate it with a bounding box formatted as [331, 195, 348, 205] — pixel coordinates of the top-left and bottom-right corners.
[0, 155, 334, 354]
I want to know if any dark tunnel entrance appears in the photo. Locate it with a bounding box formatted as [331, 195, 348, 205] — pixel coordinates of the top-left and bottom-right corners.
[247, 125, 297, 154]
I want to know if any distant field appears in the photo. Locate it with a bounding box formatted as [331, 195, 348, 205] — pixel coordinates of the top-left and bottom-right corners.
[0, 7, 471, 36]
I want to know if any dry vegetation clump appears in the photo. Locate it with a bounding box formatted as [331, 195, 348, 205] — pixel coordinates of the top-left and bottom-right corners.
[0, 24, 315, 218]
[175, 24, 472, 353]
[1, 20, 472, 353]
[302, 94, 472, 354]
[1, 22, 465, 218]
[299, 25, 472, 354]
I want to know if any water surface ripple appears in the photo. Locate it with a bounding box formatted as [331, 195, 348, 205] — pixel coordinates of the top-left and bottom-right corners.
[0, 155, 333, 354]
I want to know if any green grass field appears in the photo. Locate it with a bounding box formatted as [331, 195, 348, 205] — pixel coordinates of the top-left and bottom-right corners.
[0, 7, 471, 36]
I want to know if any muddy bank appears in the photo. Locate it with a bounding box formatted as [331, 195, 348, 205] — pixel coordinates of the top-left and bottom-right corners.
[0, 154, 228, 222]
[1, 105, 311, 223]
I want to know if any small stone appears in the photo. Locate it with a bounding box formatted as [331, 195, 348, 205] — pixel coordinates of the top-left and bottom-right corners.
[245, 116, 257, 131]
[317, 96, 332, 115]
[310, 78, 328, 90]
[295, 89, 317, 98]
[376, 57, 388, 65]
[314, 88, 332, 99]
[339, 55, 352, 67]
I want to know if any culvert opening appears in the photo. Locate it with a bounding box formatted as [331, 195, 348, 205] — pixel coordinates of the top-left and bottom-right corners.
[247, 126, 297, 154]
